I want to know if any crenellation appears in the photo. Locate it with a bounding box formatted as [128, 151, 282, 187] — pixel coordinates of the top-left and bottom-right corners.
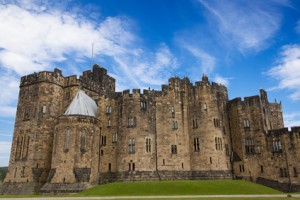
[3, 64, 300, 194]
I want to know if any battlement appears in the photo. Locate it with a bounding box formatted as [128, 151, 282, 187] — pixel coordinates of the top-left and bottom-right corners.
[267, 128, 289, 136]
[20, 68, 65, 87]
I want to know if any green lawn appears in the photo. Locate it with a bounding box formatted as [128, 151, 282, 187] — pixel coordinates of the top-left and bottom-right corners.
[77, 180, 282, 196]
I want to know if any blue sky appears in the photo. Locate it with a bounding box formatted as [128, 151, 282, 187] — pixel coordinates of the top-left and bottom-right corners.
[0, 0, 300, 166]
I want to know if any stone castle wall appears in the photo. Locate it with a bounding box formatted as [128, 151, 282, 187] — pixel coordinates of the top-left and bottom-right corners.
[2, 64, 300, 194]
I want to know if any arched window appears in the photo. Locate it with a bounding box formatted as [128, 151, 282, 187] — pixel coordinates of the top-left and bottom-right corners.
[64, 128, 70, 151]
[80, 129, 87, 151]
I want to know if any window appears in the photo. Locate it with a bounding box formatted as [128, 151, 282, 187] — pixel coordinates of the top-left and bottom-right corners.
[128, 117, 136, 127]
[294, 167, 298, 177]
[108, 163, 111, 172]
[215, 137, 222, 150]
[239, 164, 245, 172]
[21, 166, 25, 177]
[171, 106, 175, 118]
[172, 121, 178, 129]
[42, 105, 46, 114]
[106, 106, 112, 114]
[193, 119, 199, 129]
[101, 136, 106, 146]
[171, 145, 177, 154]
[213, 118, 220, 128]
[129, 138, 135, 153]
[108, 119, 111, 127]
[243, 119, 250, 128]
[80, 129, 86, 151]
[272, 140, 282, 152]
[64, 128, 71, 151]
[140, 101, 147, 111]
[204, 103, 207, 111]
[129, 161, 135, 171]
[146, 138, 151, 153]
[112, 133, 118, 143]
[245, 138, 255, 154]
[193, 137, 200, 152]
[260, 165, 264, 172]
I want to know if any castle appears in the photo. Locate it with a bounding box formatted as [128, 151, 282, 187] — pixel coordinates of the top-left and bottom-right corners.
[1, 64, 300, 194]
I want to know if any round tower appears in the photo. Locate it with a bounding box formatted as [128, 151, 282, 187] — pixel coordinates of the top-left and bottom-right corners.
[189, 76, 231, 178]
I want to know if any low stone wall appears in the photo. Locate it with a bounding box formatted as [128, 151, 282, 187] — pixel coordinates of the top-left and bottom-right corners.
[0, 182, 43, 195]
[256, 177, 300, 192]
[40, 182, 91, 194]
[99, 170, 233, 183]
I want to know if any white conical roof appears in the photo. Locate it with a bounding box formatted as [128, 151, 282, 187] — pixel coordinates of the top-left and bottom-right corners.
[64, 90, 98, 117]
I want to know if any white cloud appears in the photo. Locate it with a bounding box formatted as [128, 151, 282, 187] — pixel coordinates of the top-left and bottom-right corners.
[0, 0, 180, 117]
[213, 74, 231, 87]
[267, 45, 300, 100]
[0, 72, 19, 117]
[0, 141, 11, 166]
[180, 43, 216, 75]
[283, 112, 300, 128]
[198, 0, 282, 51]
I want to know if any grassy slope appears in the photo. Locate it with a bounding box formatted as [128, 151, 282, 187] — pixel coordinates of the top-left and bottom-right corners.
[77, 180, 282, 196]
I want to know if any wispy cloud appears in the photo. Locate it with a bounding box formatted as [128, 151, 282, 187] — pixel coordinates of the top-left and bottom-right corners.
[0, 0, 179, 116]
[283, 112, 300, 128]
[181, 43, 216, 75]
[197, 0, 282, 52]
[213, 74, 232, 87]
[267, 45, 300, 100]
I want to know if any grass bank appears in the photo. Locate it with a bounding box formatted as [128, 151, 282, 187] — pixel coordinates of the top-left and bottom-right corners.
[77, 180, 282, 196]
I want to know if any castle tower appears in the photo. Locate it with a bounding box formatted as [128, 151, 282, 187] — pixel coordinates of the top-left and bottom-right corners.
[114, 89, 158, 180]
[154, 77, 192, 178]
[41, 90, 100, 193]
[188, 76, 231, 178]
[3, 69, 65, 194]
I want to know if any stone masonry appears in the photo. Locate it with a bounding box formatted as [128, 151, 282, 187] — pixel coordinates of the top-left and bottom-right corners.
[1, 64, 300, 194]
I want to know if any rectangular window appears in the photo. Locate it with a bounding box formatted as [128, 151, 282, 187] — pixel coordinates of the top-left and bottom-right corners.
[171, 145, 177, 154]
[129, 138, 135, 153]
[108, 163, 111, 172]
[140, 101, 147, 111]
[294, 167, 298, 177]
[171, 106, 175, 118]
[272, 140, 282, 152]
[243, 119, 250, 128]
[245, 138, 255, 154]
[112, 133, 118, 143]
[172, 121, 178, 129]
[101, 136, 106, 146]
[64, 128, 71, 151]
[146, 138, 151, 153]
[194, 137, 200, 152]
[106, 106, 112, 114]
[213, 118, 220, 127]
[42, 105, 46, 114]
[215, 137, 222, 151]
[128, 117, 136, 127]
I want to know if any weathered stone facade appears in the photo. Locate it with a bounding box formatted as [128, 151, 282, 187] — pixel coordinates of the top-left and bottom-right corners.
[1, 64, 300, 194]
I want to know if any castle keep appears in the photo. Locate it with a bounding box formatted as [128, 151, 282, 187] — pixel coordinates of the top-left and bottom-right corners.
[1, 64, 300, 194]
